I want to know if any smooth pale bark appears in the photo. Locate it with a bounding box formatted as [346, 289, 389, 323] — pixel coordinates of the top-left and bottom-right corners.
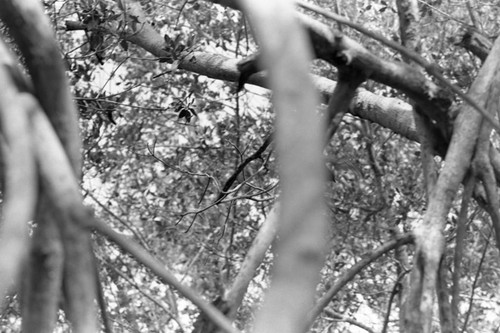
[224, 205, 279, 319]
[239, 1, 328, 333]
[395, 1, 441, 331]
[0, 42, 37, 305]
[0, 1, 97, 332]
[405, 36, 500, 333]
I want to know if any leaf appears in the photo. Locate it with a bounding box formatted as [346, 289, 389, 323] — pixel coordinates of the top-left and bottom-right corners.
[164, 34, 173, 45]
[129, 14, 140, 30]
[175, 44, 186, 54]
[178, 108, 192, 122]
[107, 13, 122, 21]
[107, 109, 116, 125]
[174, 34, 183, 45]
[170, 60, 180, 70]
[186, 34, 195, 49]
[120, 39, 129, 51]
[174, 103, 184, 113]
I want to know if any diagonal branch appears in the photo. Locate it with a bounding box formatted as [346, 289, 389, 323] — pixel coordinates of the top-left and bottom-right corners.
[0, 41, 37, 305]
[406, 35, 500, 333]
[325, 68, 367, 139]
[0, 1, 98, 332]
[298, 0, 500, 134]
[305, 233, 413, 329]
[29, 89, 240, 333]
[238, 2, 327, 333]
[67, 0, 455, 142]
[223, 205, 279, 318]
[215, 134, 273, 203]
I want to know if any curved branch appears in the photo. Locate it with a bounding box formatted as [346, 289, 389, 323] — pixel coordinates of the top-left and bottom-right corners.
[306, 233, 414, 329]
[457, 28, 492, 62]
[0, 41, 37, 305]
[93, 220, 239, 333]
[224, 205, 279, 318]
[325, 309, 376, 333]
[215, 134, 273, 203]
[29, 94, 239, 333]
[299, 1, 500, 133]
[0, 1, 99, 331]
[407, 34, 500, 333]
[65, 6, 422, 145]
[0, 0, 81, 169]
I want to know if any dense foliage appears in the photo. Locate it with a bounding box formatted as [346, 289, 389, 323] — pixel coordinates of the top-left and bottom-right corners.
[1, 0, 500, 332]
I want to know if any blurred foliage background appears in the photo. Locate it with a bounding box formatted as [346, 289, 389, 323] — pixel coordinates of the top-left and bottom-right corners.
[2, 0, 500, 332]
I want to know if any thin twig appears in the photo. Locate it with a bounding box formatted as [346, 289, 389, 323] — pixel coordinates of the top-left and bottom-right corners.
[101, 257, 185, 332]
[215, 133, 273, 203]
[85, 190, 150, 250]
[90, 217, 240, 333]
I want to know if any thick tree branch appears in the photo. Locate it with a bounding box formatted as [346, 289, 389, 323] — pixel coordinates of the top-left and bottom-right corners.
[0, 1, 97, 331]
[239, 2, 328, 333]
[71, 21, 420, 142]
[325, 309, 376, 333]
[196, 205, 280, 333]
[0, 30, 63, 333]
[224, 205, 278, 318]
[325, 68, 366, 139]
[473, 75, 500, 251]
[299, 1, 500, 134]
[395, 1, 440, 330]
[64, 7, 422, 144]
[0, 1, 81, 169]
[406, 35, 500, 333]
[67, 1, 453, 139]
[436, 261, 453, 333]
[457, 28, 493, 62]
[0, 41, 37, 305]
[64, 1, 500, 205]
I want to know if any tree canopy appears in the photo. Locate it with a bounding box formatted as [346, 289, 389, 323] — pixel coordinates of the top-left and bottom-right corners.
[0, 0, 499, 333]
